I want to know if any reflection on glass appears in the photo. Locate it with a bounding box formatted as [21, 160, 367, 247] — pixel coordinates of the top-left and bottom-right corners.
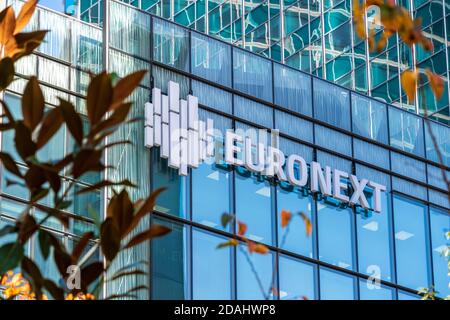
[357, 193, 393, 282]
[152, 149, 187, 218]
[429, 207, 450, 298]
[277, 185, 314, 258]
[152, 218, 188, 300]
[236, 245, 275, 300]
[193, 229, 232, 299]
[318, 202, 354, 270]
[319, 267, 356, 300]
[393, 196, 431, 290]
[358, 279, 394, 300]
[279, 255, 316, 300]
[235, 169, 273, 245]
[192, 161, 231, 230]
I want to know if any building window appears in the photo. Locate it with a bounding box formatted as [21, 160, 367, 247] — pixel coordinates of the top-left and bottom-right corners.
[191, 32, 232, 87]
[192, 229, 232, 299]
[279, 255, 316, 300]
[192, 162, 232, 231]
[151, 218, 188, 300]
[233, 48, 273, 102]
[429, 207, 450, 298]
[393, 195, 431, 290]
[319, 267, 356, 300]
[276, 185, 314, 258]
[236, 245, 275, 300]
[358, 279, 395, 300]
[235, 169, 274, 245]
[318, 202, 355, 270]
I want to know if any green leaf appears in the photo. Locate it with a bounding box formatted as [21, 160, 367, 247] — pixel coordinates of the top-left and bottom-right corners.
[0, 151, 23, 177]
[21, 76, 44, 130]
[221, 213, 234, 228]
[86, 72, 113, 125]
[38, 229, 51, 260]
[58, 98, 83, 146]
[100, 217, 121, 262]
[0, 224, 16, 238]
[0, 242, 24, 275]
[0, 57, 14, 90]
[124, 224, 171, 249]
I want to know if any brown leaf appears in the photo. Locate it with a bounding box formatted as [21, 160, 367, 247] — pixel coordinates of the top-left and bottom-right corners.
[22, 76, 44, 130]
[89, 102, 132, 140]
[0, 151, 23, 177]
[425, 70, 445, 101]
[14, 0, 38, 35]
[100, 217, 121, 262]
[107, 190, 134, 237]
[59, 98, 83, 146]
[123, 224, 171, 249]
[237, 221, 247, 236]
[123, 188, 166, 237]
[72, 149, 103, 178]
[111, 70, 147, 110]
[36, 108, 63, 149]
[17, 212, 38, 244]
[14, 121, 36, 161]
[9, 30, 47, 60]
[0, 57, 14, 90]
[80, 262, 104, 291]
[401, 70, 418, 102]
[86, 72, 113, 125]
[0, 6, 16, 45]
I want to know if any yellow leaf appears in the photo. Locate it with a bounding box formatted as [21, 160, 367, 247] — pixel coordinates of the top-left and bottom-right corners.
[425, 70, 445, 101]
[14, 0, 38, 35]
[247, 241, 269, 254]
[401, 70, 418, 102]
[281, 209, 292, 228]
[0, 6, 16, 45]
[299, 212, 312, 237]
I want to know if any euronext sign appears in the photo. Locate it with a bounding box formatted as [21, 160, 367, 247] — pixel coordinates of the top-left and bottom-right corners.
[144, 81, 386, 213]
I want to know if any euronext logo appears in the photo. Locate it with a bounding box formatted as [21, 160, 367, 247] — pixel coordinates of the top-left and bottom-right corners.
[144, 81, 386, 213]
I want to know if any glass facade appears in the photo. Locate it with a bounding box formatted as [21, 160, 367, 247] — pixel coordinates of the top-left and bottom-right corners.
[74, 0, 450, 125]
[0, 0, 448, 300]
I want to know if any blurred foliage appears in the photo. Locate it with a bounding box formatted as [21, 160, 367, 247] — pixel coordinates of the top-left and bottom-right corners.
[0, 0, 170, 300]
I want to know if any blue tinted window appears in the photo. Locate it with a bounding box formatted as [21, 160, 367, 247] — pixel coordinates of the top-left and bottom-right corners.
[313, 78, 350, 130]
[234, 96, 274, 129]
[235, 169, 273, 245]
[0, 198, 26, 219]
[191, 32, 232, 87]
[237, 246, 275, 299]
[153, 18, 190, 71]
[275, 110, 313, 143]
[277, 186, 314, 258]
[193, 229, 232, 299]
[319, 268, 356, 300]
[152, 218, 188, 300]
[273, 63, 312, 116]
[152, 149, 187, 218]
[351, 93, 388, 144]
[315, 125, 352, 157]
[33, 234, 61, 283]
[393, 196, 431, 290]
[425, 121, 450, 167]
[359, 279, 395, 300]
[388, 107, 425, 156]
[192, 162, 231, 231]
[0, 219, 16, 246]
[39, 0, 65, 12]
[192, 81, 232, 114]
[2, 94, 22, 162]
[397, 290, 421, 300]
[429, 207, 450, 298]
[233, 48, 273, 102]
[318, 203, 355, 270]
[279, 255, 316, 300]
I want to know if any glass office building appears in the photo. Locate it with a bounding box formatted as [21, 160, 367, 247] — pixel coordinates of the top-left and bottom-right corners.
[0, 0, 449, 300]
[77, 0, 450, 124]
